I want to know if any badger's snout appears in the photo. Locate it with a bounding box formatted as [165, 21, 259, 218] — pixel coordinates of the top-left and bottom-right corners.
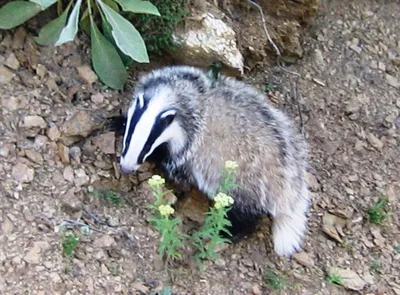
[119, 159, 140, 174]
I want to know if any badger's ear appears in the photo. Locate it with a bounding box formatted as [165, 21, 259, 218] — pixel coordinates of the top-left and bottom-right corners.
[160, 109, 177, 126]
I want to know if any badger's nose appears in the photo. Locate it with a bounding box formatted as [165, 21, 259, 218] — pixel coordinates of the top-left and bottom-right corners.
[120, 165, 132, 175]
[120, 164, 140, 175]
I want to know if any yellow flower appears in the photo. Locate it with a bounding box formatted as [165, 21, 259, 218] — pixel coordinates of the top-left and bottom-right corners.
[148, 175, 165, 187]
[158, 204, 175, 216]
[213, 192, 234, 209]
[225, 160, 239, 171]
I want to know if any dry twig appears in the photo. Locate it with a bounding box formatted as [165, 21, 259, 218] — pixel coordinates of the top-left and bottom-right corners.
[245, 0, 306, 134]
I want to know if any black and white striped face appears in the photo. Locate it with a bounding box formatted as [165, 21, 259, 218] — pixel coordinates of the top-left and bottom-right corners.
[120, 88, 186, 174]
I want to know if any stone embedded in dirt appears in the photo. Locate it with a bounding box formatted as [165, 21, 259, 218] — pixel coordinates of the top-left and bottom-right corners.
[322, 212, 347, 243]
[367, 133, 384, 150]
[77, 65, 98, 85]
[171, 12, 244, 75]
[69, 146, 82, 162]
[5, 53, 20, 70]
[91, 93, 104, 104]
[94, 234, 116, 248]
[93, 132, 115, 154]
[23, 244, 41, 264]
[61, 189, 81, 213]
[306, 172, 320, 191]
[25, 149, 43, 165]
[74, 168, 89, 187]
[23, 115, 47, 129]
[0, 144, 14, 158]
[252, 284, 262, 295]
[370, 227, 386, 247]
[2, 216, 14, 234]
[327, 267, 366, 291]
[11, 27, 26, 49]
[61, 111, 100, 143]
[63, 166, 74, 182]
[131, 282, 149, 293]
[47, 125, 61, 141]
[386, 74, 400, 89]
[36, 64, 47, 79]
[58, 143, 70, 164]
[0, 65, 14, 84]
[293, 251, 314, 267]
[12, 162, 34, 183]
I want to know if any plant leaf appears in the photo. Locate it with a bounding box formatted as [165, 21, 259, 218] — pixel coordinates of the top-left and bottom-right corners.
[90, 18, 127, 89]
[113, 0, 160, 16]
[55, 0, 83, 46]
[79, 8, 91, 36]
[96, 0, 149, 63]
[29, 0, 57, 9]
[103, 0, 119, 12]
[0, 1, 42, 30]
[34, 2, 72, 46]
[101, 16, 133, 67]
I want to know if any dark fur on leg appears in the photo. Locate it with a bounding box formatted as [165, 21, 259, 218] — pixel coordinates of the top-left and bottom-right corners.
[221, 205, 260, 242]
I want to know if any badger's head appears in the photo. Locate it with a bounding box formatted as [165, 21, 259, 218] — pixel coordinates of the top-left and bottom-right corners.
[119, 66, 211, 174]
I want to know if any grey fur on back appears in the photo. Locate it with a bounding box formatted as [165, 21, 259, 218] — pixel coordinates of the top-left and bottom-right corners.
[135, 66, 310, 256]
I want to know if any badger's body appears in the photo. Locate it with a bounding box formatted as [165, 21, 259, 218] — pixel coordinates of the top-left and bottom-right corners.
[120, 66, 310, 257]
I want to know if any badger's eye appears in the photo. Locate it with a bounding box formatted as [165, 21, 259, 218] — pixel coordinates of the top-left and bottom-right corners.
[160, 109, 176, 126]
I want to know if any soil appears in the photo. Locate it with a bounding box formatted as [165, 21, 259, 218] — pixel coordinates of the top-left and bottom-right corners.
[1, 0, 400, 295]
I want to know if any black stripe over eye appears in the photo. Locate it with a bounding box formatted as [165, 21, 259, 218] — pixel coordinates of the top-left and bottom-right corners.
[137, 110, 177, 164]
[122, 97, 148, 157]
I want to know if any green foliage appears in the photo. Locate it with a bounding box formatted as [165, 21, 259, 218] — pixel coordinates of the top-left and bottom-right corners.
[367, 197, 391, 225]
[61, 231, 80, 256]
[147, 161, 238, 269]
[396, 244, 400, 253]
[0, 0, 160, 90]
[152, 287, 172, 295]
[327, 271, 343, 286]
[93, 189, 124, 206]
[370, 258, 382, 274]
[131, 0, 188, 54]
[147, 176, 186, 263]
[263, 269, 287, 290]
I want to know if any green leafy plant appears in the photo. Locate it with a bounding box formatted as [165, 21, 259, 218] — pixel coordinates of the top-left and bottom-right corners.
[61, 231, 80, 256]
[191, 161, 238, 264]
[147, 161, 239, 269]
[395, 244, 400, 253]
[93, 189, 124, 206]
[129, 0, 188, 54]
[147, 175, 186, 263]
[152, 287, 172, 295]
[367, 197, 391, 225]
[0, 0, 160, 89]
[370, 258, 382, 274]
[263, 269, 287, 290]
[327, 271, 343, 286]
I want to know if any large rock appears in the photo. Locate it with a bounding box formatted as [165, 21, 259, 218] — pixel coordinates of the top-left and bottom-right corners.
[170, 12, 244, 75]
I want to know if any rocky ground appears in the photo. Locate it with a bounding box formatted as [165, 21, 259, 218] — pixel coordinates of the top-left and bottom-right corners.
[1, 0, 400, 294]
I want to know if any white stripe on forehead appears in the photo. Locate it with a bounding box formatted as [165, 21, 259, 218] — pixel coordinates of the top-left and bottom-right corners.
[120, 88, 175, 169]
[122, 98, 137, 151]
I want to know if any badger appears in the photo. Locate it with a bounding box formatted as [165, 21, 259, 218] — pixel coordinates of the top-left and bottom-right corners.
[118, 65, 310, 257]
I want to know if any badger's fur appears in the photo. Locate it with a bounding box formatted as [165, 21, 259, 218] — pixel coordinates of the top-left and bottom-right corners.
[120, 66, 310, 257]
